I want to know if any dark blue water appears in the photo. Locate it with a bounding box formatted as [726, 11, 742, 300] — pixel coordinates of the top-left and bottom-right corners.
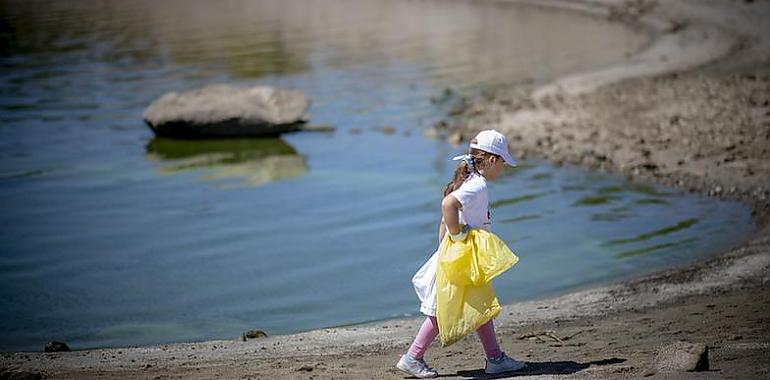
[0, 0, 753, 352]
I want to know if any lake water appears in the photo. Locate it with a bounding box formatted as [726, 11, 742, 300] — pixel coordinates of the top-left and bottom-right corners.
[0, 0, 754, 352]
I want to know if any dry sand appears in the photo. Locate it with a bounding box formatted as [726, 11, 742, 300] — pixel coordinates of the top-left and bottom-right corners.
[3, 0, 770, 379]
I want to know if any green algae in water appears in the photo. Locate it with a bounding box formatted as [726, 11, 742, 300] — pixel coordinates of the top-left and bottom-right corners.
[491, 192, 551, 208]
[0, 168, 52, 181]
[603, 218, 700, 246]
[615, 237, 698, 259]
[574, 195, 619, 206]
[598, 184, 667, 196]
[574, 184, 668, 206]
[499, 214, 542, 224]
[635, 198, 669, 205]
[530, 172, 553, 181]
[562, 185, 588, 192]
[590, 207, 635, 222]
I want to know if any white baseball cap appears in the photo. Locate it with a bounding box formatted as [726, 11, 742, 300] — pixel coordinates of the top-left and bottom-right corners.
[470, 130, 517, 167]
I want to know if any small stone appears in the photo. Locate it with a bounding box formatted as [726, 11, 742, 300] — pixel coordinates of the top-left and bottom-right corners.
[613, 365, 635, 373]
[448, 132, 463, 145]
[643, 368, 656, 377]
[44, 341, 70, 352]
[434, 120, 449, 129]
[244, 330, 268, 339]
[378, 126, 396, 135]
[651, 341, 709, 372]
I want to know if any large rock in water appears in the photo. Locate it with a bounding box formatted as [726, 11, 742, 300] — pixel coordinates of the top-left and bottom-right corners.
[143, 85, 309, 138]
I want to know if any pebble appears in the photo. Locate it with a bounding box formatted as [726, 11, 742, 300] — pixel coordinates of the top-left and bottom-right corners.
[650, 341, 709, 373]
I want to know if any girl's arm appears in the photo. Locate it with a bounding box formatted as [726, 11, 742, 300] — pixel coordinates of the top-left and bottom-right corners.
[441, 194, 463, 235]
[438, 219, 446, 244]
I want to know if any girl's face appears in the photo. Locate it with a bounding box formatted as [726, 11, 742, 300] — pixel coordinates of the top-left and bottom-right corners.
[484, 155, 506, 180]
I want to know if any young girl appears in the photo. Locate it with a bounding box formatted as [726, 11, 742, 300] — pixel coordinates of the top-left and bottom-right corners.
[396, 130, 527, 378]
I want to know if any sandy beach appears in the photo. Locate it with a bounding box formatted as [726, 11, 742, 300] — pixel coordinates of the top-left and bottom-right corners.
[2, 0, 770, 379]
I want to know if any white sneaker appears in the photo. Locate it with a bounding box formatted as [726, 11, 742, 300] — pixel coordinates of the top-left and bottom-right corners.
[485, 352, 527, 374]
[396, 353, 438, 378]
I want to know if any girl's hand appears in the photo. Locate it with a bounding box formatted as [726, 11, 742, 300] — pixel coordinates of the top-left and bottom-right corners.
[449, 224, 469, 242]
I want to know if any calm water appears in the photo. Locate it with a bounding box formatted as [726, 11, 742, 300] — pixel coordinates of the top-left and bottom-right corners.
[0, 0, 753, 352]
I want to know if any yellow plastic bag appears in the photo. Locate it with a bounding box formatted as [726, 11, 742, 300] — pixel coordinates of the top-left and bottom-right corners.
[436, 228, 519, 347]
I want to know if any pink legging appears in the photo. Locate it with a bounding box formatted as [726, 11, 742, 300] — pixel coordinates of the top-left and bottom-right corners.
[407, 316, 501, 360]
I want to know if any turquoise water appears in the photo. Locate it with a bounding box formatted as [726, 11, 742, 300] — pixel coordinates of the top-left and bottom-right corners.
[0, 0, 753, 352]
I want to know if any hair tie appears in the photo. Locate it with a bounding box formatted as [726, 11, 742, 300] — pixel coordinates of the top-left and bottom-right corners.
[451, 154, 474, 171]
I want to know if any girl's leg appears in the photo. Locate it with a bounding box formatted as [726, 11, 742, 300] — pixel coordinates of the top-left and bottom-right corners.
[476, 319, 502, 359]
[407, 316, 439, 360]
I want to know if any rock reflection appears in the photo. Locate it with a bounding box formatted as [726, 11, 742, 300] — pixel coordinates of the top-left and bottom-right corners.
[145, 137, 306, 186]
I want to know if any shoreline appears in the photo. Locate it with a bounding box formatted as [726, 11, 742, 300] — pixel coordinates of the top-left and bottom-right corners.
[2, 0, 769, 378]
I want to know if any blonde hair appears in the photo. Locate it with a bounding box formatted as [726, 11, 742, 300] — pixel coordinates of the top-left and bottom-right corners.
[443, 148, 498, 196]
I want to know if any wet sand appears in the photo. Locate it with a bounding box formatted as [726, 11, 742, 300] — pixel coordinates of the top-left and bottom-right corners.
[2, 0, 770, 379]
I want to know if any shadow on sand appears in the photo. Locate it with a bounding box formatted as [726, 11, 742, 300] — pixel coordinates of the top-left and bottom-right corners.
[449, 358, 626, 379]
